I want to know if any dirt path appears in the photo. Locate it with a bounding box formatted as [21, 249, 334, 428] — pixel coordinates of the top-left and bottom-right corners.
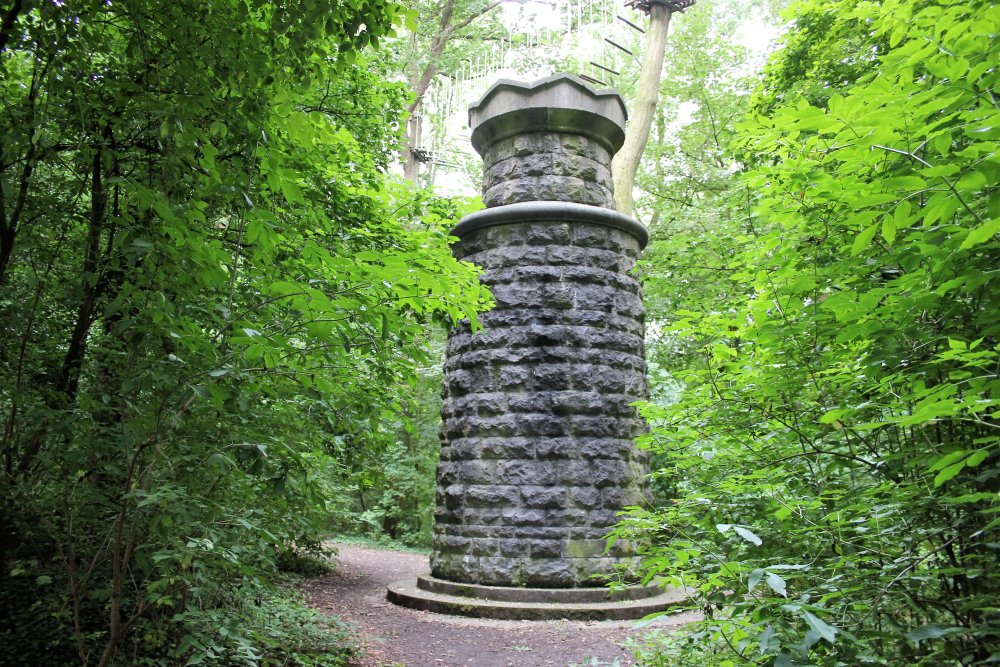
[302, 543, 697, 667]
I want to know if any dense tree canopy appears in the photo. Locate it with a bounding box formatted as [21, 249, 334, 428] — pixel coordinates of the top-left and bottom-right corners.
[0, 1, 489, 664]
[618, 0, 999, 664]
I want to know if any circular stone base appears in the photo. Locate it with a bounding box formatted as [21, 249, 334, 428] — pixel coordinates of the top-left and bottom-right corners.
[386, 575, 689, 621]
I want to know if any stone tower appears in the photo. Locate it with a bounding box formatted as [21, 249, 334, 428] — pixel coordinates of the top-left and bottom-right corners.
[432, 74, 650, 588]
[388, 75, 682, 619]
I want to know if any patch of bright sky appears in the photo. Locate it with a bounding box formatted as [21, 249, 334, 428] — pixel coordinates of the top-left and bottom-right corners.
[500, 1, 779, 54]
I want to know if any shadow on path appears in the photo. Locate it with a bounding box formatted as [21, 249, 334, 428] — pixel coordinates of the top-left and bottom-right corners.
[303, 543, 698, 667]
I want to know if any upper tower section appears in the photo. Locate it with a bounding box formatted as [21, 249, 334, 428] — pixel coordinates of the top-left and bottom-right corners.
[468, 74, 628, 209]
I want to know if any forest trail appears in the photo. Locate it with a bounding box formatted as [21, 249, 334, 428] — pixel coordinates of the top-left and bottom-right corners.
[303, 543, 698, 667]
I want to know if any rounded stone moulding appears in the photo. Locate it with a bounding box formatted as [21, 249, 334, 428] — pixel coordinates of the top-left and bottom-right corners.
[469, 74, 628, 157]
[452, 200, 649, 250]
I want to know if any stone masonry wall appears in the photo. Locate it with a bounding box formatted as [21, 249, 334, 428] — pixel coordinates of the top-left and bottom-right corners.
[430, 75, 648, 589]
[430, 219, 648, 588]
[481, 133, 614, 209]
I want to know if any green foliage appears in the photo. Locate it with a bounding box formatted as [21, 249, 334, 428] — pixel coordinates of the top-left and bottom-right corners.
[323, 273, 450, 548]
[637, 0, 788, 498]
[0, 1, 490, 664]
[621, 0, 999, 664]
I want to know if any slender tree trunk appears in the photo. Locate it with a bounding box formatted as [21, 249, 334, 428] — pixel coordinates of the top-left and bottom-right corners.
[397, 0, 502, 183]
[402, 110, 424, 183]
[0, 57, 45, 286]
[17, 140, 107, 474]
[398, 0, 454, 184]
[611, 2, 674, 217]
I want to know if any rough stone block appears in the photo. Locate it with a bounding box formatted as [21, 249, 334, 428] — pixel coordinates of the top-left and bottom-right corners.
[498, 459, 557, 486]
[437, 462, 459, 485]
[434, 504, 460, 525]
[578, 438, 634, 460]
[469, 538, 500, 556]
[527, 539, 565, 558]
[601, 485, 646, 509]
[502, 507, 547, 526]
[521, 485, 567, 509]
[569, 486, 602, 509]
[463, 506, 504, 525]
[533, 437, 577, 460]
[433, 535, 471, 554]
[548, 508, 591, 527]
[587, 459, 630, 488]
[565, 539, 608, 558]
[525, 222, 572, 245]
[588, 508, 625, 528]
[480, 436, 535, 459]
[457, 460, 499, 484]
[466, 484, 521, 507]
[508, 525, 573, 540]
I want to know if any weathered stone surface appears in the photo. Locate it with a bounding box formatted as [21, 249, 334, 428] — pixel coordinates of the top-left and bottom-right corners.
[468, 75, 627, 156]
[430, 74, 649, 589]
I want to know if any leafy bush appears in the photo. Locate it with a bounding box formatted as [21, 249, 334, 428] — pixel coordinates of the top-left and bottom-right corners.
[622, 0, 999, 664]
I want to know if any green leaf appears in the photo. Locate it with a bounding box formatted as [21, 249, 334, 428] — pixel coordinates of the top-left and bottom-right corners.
[749, 568, 764, 592]
[268, 281, 301, 297]
[818, 409, 841, 424]
[956, 169, 988, 193]
[404, 9, 418, 31]
[734, 526, 763, 546]
[932, 130, 951, 155]
[960, 216, 1000, 250]
[929, 449, 969, 472]
[881, 215, 897, 246]
[766, 572, 787, 597]
[934, 461, 966, 487]
[774, 652, 796, 667]
[851, 224, 879, 256]
[965, 449, 990, 468]
[758, 625, 777, 655]
[905, 624, 968, 643]
[280, 177, 305, 205]
[803, 611, 838, 644]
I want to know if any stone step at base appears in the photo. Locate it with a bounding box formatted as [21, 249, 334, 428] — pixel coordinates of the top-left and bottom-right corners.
[415, 574, 664, 603]
[386, 576, 689, 621]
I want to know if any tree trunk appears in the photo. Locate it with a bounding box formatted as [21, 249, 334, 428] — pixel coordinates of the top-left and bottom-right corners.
[398, 0, 454, 184]
[611, 2, 674, 217]
[397, 0, 502, 184]
[16, 140, 107, 475]
[402, 110, 423, 183]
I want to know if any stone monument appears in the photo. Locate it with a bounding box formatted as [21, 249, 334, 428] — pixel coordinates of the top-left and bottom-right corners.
[388, 74, 684, 619]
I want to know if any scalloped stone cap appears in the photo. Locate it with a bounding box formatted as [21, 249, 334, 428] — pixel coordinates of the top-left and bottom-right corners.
[468, 74, 628, 156]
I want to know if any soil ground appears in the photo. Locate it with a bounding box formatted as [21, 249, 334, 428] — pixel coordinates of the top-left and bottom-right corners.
[302, 542, 698, 667]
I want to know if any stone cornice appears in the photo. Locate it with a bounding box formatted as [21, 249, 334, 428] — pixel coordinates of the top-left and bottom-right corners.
[452, 200, 648, 249]
[468, 74, 628, 156]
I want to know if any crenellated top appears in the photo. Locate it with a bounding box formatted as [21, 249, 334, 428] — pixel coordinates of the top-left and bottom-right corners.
[468, 74, 628, 156]
[468, 74, 628, 209]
